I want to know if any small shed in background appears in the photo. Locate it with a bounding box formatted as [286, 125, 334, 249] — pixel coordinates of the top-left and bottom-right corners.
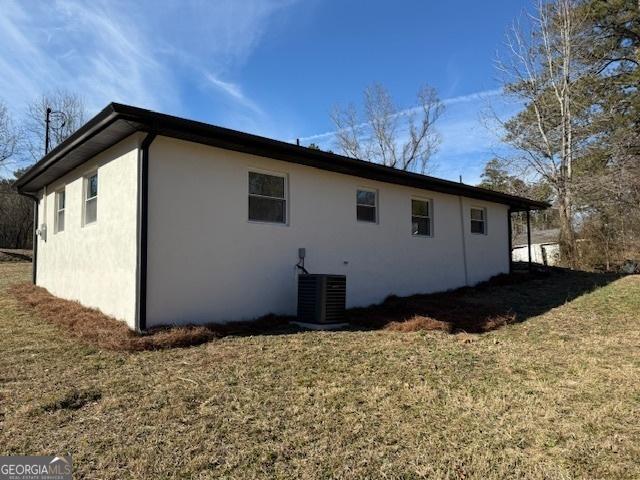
[512, 228, 559, 266]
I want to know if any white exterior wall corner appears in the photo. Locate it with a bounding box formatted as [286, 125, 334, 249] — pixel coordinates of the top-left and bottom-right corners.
[462, 199, 510, 285]
[34, 133, 145, 328]
[146, 136, 510, 328]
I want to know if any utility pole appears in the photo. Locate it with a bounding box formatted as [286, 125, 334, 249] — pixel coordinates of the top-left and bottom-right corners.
[45, 108, 51, 154]
[44, 108, 66, 155]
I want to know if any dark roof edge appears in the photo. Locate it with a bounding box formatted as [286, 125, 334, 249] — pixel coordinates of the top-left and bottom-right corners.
[15, 102, 550, 210]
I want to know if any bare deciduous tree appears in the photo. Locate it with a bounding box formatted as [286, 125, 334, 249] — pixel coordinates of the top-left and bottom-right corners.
[0, 101, 20, 170]
[494, 0, 592, 265]
[25, 90, 87, 160]
[331, 83, 443, 173]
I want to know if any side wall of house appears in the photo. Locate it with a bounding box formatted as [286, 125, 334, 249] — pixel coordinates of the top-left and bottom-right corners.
[35, 134, 142, 328]
[146, 136, 509, 327]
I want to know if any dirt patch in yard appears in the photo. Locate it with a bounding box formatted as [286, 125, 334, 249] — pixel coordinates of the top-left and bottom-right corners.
[40, 388, 102, 412]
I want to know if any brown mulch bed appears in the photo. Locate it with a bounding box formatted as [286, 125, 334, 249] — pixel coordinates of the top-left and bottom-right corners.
[9, 283, 289, 351]
[9, 270, 551, 351]
[350, 297, 516, 334]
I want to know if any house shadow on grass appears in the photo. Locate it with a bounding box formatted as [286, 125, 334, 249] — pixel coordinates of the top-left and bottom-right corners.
[344, 264, 621, 334]
[180, 264, 622, 338]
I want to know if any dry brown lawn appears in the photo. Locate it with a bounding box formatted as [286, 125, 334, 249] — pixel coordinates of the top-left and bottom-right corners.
[1, 262, 639, 479]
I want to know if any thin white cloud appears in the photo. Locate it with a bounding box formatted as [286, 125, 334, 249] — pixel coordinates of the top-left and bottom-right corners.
[442, 88, 503, 106]
[203, 72, 263, 115]
[0, 0, 297, 121]
[0, 0, 176, 114]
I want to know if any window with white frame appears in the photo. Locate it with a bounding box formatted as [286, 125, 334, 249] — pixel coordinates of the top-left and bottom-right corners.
[84, 172, 98, 225]
[356, 189, 377, 223]
[470, 207, 486, 234]
[248, 171, 287, 223]
[411, 198, 432, 236]
[55, 190, 65, 233]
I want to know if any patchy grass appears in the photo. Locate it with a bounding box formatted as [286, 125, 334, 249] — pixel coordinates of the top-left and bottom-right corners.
[1, 263, 639, 479]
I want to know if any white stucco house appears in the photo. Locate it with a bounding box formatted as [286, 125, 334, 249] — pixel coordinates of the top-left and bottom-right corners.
[16, 103, 547, 332]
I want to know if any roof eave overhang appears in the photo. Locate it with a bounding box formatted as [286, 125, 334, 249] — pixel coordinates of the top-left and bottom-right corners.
[14, 104, 146, 195]
[15, 103, 550, 211]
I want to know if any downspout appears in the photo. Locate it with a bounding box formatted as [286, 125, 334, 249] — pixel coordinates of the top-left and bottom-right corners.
[458, 196, 469, 286]
[135, 132, 157, 333]
[507, 208, 513, 274]
[43, 186, 47, 236]
[22, 192, 39, 284]
[526, 208, 532, 273]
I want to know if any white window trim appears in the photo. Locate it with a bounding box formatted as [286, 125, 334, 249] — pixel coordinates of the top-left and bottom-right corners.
[356, 187, 378, 224]
[470, 206, 487, 235]
[83, 171, 98, 227]
[247, 168, 289, 226]
[411, 197, 433, 237]
[54, 189, 65, 234]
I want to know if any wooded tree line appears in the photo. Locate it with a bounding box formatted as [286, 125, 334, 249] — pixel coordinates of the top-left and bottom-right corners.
[0, 91, 86, 249]
[0, 171, 34, 249]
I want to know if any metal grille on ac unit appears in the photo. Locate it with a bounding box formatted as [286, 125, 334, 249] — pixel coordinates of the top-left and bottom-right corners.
[297, 274, 346, 324]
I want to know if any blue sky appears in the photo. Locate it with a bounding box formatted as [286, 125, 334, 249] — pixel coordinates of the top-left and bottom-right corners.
[1, 0, 529, 183]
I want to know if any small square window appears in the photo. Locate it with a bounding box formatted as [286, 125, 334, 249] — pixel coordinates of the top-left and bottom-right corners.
[357, 189, 377, 223]
[248, 171, 287, 224]
[411, 198, 432, 236]
[470, 207, 486, 234]
[55, 190, 65, 233]
[84, 173, 98, 225]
